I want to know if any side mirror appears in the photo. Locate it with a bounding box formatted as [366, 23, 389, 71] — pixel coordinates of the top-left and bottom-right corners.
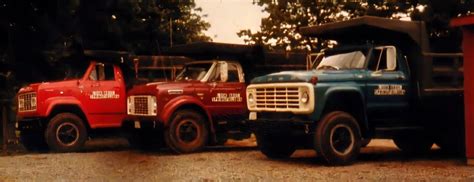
[219, 62, 228, 82]
[385, 47, 397, 71]
[371, 70, 383, 77]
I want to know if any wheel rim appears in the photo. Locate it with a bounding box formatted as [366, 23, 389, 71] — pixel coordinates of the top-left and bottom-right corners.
[175, 119, 200, 144]
[329, 124, 355, 156]
[56, 122, 80, 146]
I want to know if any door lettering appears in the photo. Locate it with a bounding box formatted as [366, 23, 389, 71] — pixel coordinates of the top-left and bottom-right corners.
[90, 91, 120, 99]
[374, 85, 406, 96]
[212, 93, 242, 102]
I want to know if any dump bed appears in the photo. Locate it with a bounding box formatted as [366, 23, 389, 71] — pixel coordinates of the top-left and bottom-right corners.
[299, 16, 463, 97]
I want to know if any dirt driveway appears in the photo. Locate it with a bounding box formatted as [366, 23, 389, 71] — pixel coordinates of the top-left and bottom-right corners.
[0, 139, 473, 181]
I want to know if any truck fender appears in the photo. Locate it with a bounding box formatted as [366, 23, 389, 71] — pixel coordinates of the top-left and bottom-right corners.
[159, 95, 215, 134]
[44, 97, 90, 127]
[320, 87, 369, 136]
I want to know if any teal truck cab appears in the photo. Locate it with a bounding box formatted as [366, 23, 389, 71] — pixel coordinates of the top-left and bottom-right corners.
[247, 16, 464, 165]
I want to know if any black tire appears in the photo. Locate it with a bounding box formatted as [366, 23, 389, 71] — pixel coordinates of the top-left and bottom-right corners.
[256, 132, 296, 159]
[164, 110, 209, 153]
[360, 138, 372, 147]
[19, 130, 49, 152]
[393, 133, 434, 155]
[314, 111, 361, 166]
[45, 113, 88, 152]
[127, 130, 164, 150]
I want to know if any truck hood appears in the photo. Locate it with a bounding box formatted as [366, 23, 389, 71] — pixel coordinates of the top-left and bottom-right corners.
[250, 70, 361, 84]
[127, 81, 198, 95]
[18, 80, 80, 94]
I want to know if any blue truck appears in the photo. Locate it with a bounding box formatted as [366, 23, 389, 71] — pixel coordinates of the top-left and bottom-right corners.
[246, 16, 464, 165]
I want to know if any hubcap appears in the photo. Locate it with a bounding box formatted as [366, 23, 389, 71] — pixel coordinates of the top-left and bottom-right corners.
[329, 124, 355, 156]
[176, 119, 200, 144]
[56, 122, 79, 146]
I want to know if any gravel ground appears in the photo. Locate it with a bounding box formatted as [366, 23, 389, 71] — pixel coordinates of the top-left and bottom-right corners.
[0, 139, 473, 181]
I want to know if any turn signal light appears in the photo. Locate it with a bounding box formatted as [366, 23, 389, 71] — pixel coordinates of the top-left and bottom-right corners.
[310, 76, 318, 85]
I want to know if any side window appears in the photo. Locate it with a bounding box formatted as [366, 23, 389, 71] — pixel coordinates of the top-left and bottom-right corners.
[227, 64, 240, 82]
[209, 64, 221, 82]
[88, 63, 115, 81]
[368, 49, 382, 71]
[368, 47, 397, 71]
[103, 64, 115, 80]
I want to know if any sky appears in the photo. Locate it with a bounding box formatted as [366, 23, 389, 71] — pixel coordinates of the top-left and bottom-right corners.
[194, 0, 267, 44]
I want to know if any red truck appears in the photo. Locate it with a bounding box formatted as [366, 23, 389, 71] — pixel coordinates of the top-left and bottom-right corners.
[123, 60, 250, 153]
[16, 51, 133, 152]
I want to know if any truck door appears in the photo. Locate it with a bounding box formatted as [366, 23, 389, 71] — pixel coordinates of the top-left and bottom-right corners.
[207, 62, 247, 121]
[365, 46, 410, 122]
[82, 62, 126, 128]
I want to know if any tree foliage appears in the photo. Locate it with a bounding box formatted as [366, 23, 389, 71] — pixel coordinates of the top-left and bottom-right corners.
[0, 0, 211, 86]
[239, 0, 473, 51]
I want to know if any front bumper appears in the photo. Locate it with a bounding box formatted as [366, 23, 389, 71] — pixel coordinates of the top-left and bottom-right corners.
[16, 117, 45, 131]
[247, 113, 314, 135]
[122, 117, 163, 131]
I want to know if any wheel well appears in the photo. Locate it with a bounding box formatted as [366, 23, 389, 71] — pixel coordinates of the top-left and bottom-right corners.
[173, 104, 214, 139]
[323, 92, 369, 138]
[174, 104, 210, 124]
[48, 105, 91, 130]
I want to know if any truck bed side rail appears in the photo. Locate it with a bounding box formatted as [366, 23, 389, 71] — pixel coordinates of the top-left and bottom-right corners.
[422, 52, 463, 95]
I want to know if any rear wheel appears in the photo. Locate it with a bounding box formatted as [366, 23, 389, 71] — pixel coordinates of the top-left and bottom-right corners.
[19, 130, 48, 151]
[393, 133, 434, 154]
[164, 110, 209, 153]
[314, 111, 361, 166]
[256, 132, 296, 159]
[45, 113, 88, 152]
[360, 138, 372, 147]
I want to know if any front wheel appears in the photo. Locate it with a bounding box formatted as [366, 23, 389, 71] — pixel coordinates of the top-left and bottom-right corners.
[45, 113, 88, 152]
[164, 110, 209, 153]
[256, 132, 296, 159]
[314, 111, 361, 166]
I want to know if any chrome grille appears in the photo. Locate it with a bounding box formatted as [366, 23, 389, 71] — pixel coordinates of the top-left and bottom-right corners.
[18, 92, 37, 112]
[247, 83, 314, 114]
[134, 97, 149, 115]
[255, 87, 300, 109]
[127, 95, 157, 116]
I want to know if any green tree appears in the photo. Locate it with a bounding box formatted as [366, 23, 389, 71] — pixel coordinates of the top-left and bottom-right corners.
[1, 0, 211, 84]
[239, 0, 472, 51]
[111, 0, 211, 54]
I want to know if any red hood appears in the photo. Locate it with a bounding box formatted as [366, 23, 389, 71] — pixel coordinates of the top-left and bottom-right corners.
[127, 81, 199, 96]
[18, 80, 79, 94]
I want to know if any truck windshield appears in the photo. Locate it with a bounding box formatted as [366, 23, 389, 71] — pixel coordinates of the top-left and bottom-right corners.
[51, 62, 89, 81]
[175, 63, 213, 81]
[317, 51, 366, 70]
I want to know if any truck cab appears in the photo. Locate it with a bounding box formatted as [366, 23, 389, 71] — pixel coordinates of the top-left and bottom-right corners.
[124, 60, 249, 153]
[16, 51, 131, 152]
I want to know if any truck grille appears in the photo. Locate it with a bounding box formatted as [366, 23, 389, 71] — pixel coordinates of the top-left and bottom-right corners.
[255, 87, 300, 109]
[247, 83, 314, 114]
[127, 95, 157, 116]
[18, 92, 37, 112]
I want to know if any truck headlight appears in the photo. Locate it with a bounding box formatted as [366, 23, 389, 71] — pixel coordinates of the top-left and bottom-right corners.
[248, 93, 255, 104]
[301, 91, 309, 104]
[151, 96, 157, 115]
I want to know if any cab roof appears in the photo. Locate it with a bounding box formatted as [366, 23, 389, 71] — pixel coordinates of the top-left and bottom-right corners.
[299, 16, 430, 51]
[162, 42, 264, 61]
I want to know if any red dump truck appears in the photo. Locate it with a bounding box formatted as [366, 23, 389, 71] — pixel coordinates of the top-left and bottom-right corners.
[122, 43, 265, 153]
[16, 51, 134, 152]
